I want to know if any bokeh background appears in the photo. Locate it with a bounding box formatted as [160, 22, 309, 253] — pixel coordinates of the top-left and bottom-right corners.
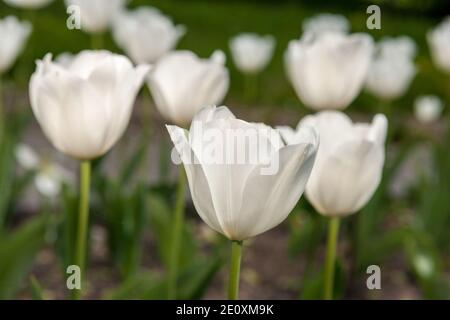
[0, 0, 449, 300]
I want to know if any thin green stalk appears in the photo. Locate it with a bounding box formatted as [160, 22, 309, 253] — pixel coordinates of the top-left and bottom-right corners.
[228, 240, 243, 300]
[323, 217, 340, 300]
[167, 166, 186, 299]
[72, 161, 91, 300]
[244, 73, 258, 106]
[0, 76, 3, 138]
[91, 33, 104, 50]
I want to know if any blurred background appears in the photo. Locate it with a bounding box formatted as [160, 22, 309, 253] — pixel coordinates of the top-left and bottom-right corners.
[0, 0, 449, 300]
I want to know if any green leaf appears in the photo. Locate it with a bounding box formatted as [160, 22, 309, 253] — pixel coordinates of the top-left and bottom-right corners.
[147, 193, 198, 269]
[30, 275, 45, 300]
[178, 255, 223, 299]
[105, 271, 166, 300]
[0, 215, 49, 299]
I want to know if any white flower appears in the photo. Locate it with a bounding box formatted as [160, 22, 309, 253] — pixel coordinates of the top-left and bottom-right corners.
[302, 13, 350, 36]
[167, 105, 319, 240]
[229, 33, 275, 74]
[0, 16, 32, 74]
[378, 36, 417, 59]
[64, 0, 125, 34]
[427, 16, 450, 73]
[414, 95, 443, 123]
[279, 111, 387, 217]
[285, 32, 373, 110]
[112, 6, 185, 64]
[15, 143, 74, 198]
[365, 37, 416, 101]
[29, 50, 150, 160]
[4, 0, 53, 9]
[147, 50, 229, 127]
[55, 52, 75, 68]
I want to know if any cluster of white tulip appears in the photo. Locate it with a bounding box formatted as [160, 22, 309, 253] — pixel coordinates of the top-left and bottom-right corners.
[1, 0, 447, 300]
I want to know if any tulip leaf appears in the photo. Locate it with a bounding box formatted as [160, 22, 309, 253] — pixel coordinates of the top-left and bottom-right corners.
[104, 271, 166, 300]
[0, 215, 49, 299]
[147, 192, 198, 269]
[178, 255, 223, 299]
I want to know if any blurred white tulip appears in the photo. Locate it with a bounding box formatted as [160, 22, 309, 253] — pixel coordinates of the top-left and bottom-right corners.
[167, 105, 319, 240]
[365, 37, 416, 101]
[285, 32, 373, 110]
[112, 6, 185, 64]
[0, 16, 32, 74]
[4, 0, 53, 9]
[427, 16, 450, 73]
[279, 111, 387, 217]
[378, 36, 417, 59]
[302, 13, 350, 36]
[414, 95, 443, 123]
[229, 33, 275, 74]
[64, 0, 125, 34]
[55, 52, 74, 68]
[148, 50, 229, 127]
[29, 50, 150, 160]
[15, 143, 74, 198]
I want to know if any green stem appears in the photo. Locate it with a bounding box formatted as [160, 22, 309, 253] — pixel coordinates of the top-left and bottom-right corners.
[72, 161, 91, 300]
[228, 240, 243, 300]
[324, 217, 340, 300]
[0, 76, 3, 138]
[91, 33, 104, 50]
[167, 165, 186, 299]
[244, 73, 258, 106]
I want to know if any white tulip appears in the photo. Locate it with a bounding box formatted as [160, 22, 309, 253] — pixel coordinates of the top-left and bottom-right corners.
[302, 13, 350, 36]
[229, 33, 275, 74]
[285, 32, 373, 110]
[64, 0, 125, 34]
[15, 143, 74, 198]
[414, 95, 443, 123]
[55, 52, 75, 68]
[4, 0, 53, 9]
[148, 50, 229, 127]
[365, 55, 416, 101]
[279, 111, 387, 217]
[365, 38, 416, 101]
[427, 16, 450, 73]
[0, 16, 32, 74]
[167, 105, 319, 240]
[378, 36, 417, 59]
[29, 50, 150, 160]
[112, 6, 185, 64]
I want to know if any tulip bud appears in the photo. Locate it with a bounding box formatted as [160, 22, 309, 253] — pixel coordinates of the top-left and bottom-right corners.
[29, 50, 150, 160]
[279, 111, 387, 217]
[148, 50, 229, 127]
[0, 16, 32, 74]
[112, 6, 185, 64]
[414, 95, 443, 124]
[302, 13, 350, 36]
[365, 37, 416, 101]
[427, 16, 450, 73]
[285, 32, 373, 110]
[4, 0, 53, 9]
[64, 0, 125, 34]
[229, 33, 275, 74]
[167, 105, 319, 240]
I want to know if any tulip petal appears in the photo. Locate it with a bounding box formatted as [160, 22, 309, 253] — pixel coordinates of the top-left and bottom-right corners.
[236, 137, 317, 240]
[306, 139, 384, 216]
[166, 125, 225, 235]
